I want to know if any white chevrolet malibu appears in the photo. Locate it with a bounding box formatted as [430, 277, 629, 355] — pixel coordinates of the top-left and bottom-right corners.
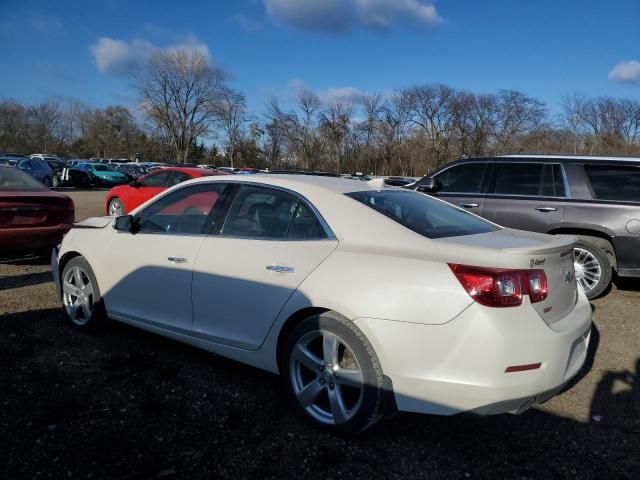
[52, 174, 592, 433]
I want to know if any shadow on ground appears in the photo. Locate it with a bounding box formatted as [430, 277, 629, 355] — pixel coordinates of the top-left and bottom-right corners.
[1, 307, 638, 479]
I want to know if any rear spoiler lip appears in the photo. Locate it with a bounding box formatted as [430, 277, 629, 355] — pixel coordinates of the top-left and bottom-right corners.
[501, 234, 577, 256]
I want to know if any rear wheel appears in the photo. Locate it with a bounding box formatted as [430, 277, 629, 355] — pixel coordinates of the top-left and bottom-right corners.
[574, 239, 612, 299]
[61, 257, 106, 329]
[282, 312, 385, 434]
[52, 175, 61, 187]
[108, 198, 125, 216]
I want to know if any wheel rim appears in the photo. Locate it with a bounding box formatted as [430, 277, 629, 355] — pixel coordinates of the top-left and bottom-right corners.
[62, 266, 95, 325]
[289, 330, 364, 425]
[574, 247, 602, 294]
[108, 200, 123, 216]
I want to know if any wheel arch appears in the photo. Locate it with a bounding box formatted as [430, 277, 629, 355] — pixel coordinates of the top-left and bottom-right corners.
[275, 307, 331, 371]
[547, 227, 617, 270]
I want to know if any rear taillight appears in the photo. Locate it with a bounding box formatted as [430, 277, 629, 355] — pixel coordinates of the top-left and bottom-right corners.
[527, 269, 548, 303]
[448, 264, 548, 308]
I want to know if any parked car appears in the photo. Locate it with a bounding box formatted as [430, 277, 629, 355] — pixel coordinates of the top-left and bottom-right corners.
[44, 158, 69, 187]
[216, 166, 240, 174]
[0, 156, 20, 167]
[71, 162, 130, 188]
[0, 165, 74, 253]
[15, 158, 55, 186]
[53, 175, 591, 433]
[384, 176, 418, 187]
[410, 154, 640, 299]
[105, 167, 228, 216]
[110, 163, 146, 180]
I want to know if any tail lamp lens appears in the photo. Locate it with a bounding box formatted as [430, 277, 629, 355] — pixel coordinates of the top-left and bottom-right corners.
[448, 264, 548, 307]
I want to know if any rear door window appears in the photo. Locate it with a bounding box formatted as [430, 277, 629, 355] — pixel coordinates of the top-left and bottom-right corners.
[221, 185, 299, 239]
[584, 165, 640, 201]
[491, 163, 544, 196]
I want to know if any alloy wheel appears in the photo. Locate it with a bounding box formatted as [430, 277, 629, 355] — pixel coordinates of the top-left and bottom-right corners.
[62, 266, 95, 325]
[108, 200, 123, 216]
[574, 247, 602, 295]
[289, 330, 364, 425]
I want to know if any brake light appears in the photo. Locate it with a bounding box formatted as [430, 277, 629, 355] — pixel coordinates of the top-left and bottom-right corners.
[448, 264, 548, 307]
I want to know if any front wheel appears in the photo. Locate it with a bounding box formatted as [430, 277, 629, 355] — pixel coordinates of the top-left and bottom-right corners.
[281, 312, 385, 434]
[61, 256, 106, 329]
[574, 240, 612, 299]
[108, 198, 125, 216]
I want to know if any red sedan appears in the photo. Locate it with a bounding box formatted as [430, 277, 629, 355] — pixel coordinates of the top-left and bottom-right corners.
[0, 165, 74, 253]
[105, 167, 228, 215]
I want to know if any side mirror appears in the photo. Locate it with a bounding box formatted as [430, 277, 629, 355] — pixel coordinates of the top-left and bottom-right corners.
[416, 178, 441, 193]
[113, 215, 134, 232]
[129, 180, 139, 188]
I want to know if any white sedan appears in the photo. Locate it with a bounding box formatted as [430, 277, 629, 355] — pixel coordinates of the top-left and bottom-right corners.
[52, 175, 592, 433]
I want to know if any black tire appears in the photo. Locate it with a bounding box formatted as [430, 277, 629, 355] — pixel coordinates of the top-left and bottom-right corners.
[574, 239, 612, 299]
[60, 256, 106, 330]
[42, 177, 52, 187]
[281, 312, 385, 434]
[108, 198, 126, 216]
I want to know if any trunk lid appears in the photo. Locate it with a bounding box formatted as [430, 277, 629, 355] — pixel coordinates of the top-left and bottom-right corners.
[0, 193, 74, 228]
[434, 228, 578, 325]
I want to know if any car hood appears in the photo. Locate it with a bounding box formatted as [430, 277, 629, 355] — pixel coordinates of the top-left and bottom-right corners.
[97, 171, 127, 178]
[72, 216, 113, 229]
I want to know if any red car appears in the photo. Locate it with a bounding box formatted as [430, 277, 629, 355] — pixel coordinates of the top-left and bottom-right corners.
[0, 165, 74, 253]
[105, 167, 228, 215]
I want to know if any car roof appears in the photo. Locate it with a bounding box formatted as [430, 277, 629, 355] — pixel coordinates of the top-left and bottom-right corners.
[185, 173, 387, 195]
[484, 154, 640, 163]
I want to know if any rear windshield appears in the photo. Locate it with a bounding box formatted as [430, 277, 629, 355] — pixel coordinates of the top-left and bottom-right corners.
[346, 190, 497, 239]
[584, 164, 640, 202]
[0, 167, 47, 191]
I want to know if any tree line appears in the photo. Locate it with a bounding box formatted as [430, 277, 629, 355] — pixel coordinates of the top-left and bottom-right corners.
[1, 49, 639, 175]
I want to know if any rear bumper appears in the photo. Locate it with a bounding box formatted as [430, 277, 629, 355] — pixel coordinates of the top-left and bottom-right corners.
[0, 225, 71, 250]
[354, 291, 592, 416]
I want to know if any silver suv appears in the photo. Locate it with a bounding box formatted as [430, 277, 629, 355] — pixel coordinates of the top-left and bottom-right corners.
[412, 154, 640, 299]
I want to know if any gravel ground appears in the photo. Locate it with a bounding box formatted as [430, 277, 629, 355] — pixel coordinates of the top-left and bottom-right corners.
[1, 190, 639, 479]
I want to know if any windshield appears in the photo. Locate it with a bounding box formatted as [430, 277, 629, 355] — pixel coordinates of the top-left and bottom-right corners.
[0, 166, 47, 191]
[346, 189, 497, 239]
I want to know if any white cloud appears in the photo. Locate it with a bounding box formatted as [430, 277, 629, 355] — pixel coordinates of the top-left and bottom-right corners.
[286, 79, 365, 104]
[264, 0, 441, 32]
[608, 60, 640, 85]
[90, 35, 211, 75]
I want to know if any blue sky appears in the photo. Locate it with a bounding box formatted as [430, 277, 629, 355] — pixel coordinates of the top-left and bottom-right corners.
[1, 0, 638, 115]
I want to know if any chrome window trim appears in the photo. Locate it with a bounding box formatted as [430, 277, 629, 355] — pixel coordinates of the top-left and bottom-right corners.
[217, 181, 337, 241]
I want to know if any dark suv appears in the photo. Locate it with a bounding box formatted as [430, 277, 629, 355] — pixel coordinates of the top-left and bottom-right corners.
[411, 154, 640, 298]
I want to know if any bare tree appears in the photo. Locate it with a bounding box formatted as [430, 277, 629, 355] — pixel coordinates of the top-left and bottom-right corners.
[134, 49, 225, 163]
[210, 87, 247, 167]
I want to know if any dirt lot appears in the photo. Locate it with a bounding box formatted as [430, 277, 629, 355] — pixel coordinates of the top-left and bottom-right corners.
[1, 190, 639, 479]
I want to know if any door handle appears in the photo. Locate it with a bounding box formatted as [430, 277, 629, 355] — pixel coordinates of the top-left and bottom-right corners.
[535, 207, 557, 212]
[266, 265, 295, 273]
[460, 203, 479, 208]
[168, 256, 187, 263]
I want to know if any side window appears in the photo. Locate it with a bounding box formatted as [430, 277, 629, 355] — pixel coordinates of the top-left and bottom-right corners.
[540, 164, 566, 197]
[136, 183, 226, 235]
[166, 171, 192, 187]
[288, 202, 328, 240]
[433, 163, 487, 193]
[222, 185, 299, 239]
[139, 170, 171, 187]
[584, 165, 640, 202]
[491, 163, 544, 196]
